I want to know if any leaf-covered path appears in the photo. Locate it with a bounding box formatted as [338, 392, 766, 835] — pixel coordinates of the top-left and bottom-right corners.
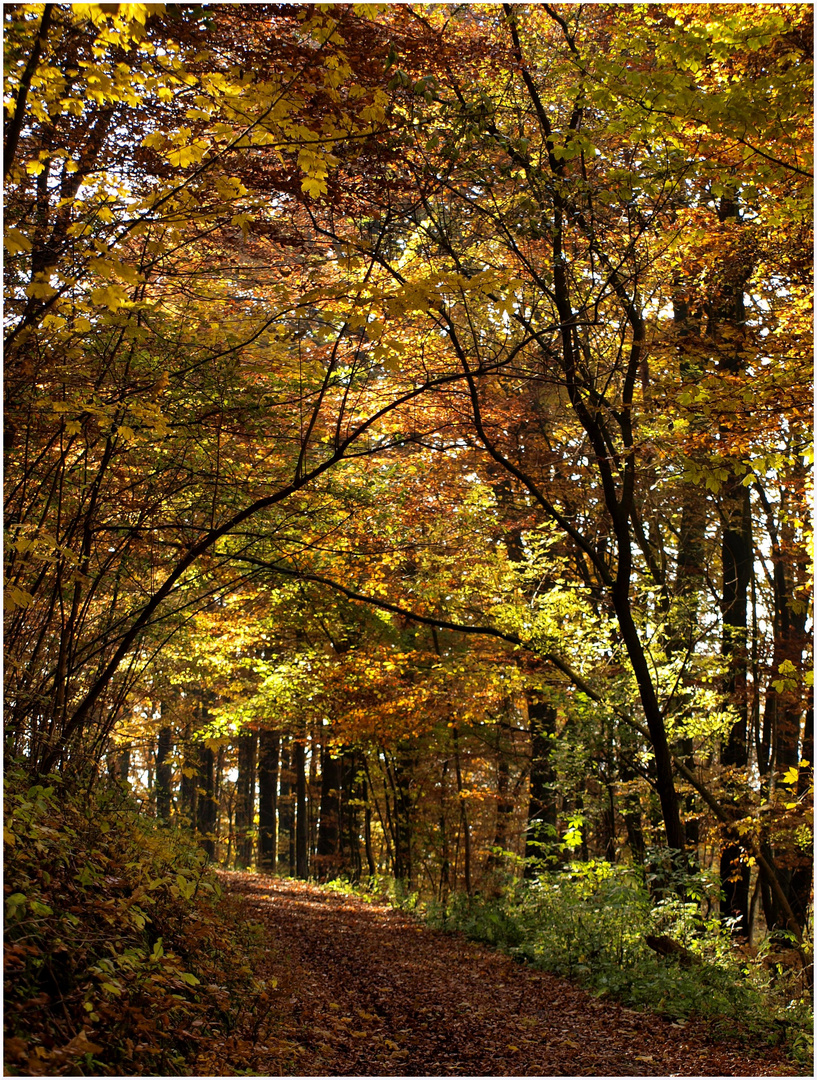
[201, 873, 796, 1077]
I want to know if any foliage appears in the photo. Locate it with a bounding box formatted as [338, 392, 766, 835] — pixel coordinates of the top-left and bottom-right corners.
[3, 768, 273, 1076]
[2, 1, 812, 1063]
[426, 861, 813, 1068]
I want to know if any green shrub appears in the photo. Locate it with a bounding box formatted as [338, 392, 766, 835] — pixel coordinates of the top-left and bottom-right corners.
[4, 768, 272, 1076]
[425, 859, 812, 1066]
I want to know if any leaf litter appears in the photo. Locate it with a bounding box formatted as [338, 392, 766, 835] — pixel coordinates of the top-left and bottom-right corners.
[196, 872, 799, 1078]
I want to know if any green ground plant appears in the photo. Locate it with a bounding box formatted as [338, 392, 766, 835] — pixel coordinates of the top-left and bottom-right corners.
[4, 768, 273, 1077]
[424, 860, 813, 1069]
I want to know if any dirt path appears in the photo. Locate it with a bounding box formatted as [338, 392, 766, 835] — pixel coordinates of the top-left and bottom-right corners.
[203, 873, 797, 1077]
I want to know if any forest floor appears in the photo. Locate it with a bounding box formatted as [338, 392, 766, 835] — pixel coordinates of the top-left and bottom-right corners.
[199, 872, 801, 1078]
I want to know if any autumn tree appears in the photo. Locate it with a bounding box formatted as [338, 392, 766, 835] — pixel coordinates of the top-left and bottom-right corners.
[4, 3, 811, 939]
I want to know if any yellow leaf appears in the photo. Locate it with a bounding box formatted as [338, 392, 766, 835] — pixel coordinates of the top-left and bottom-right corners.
[231, 212, 253, 236]
[4, 229, 32, 254]
[25, 161, 45, 176]
[25, 280, 58, 300]
[167, 142, 207, 168]
[90, 284, 128, 310]
[301, 175, 327, 198]
[4, 585, 34, 611]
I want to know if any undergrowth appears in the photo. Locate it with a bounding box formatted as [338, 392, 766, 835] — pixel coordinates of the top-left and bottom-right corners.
[423, 860, 813, 1070]
[4, 768, 274, 1076]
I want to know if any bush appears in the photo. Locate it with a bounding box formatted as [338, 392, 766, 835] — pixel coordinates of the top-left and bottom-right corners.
[4, 768, 272, 1076]
[425, 860, 813, 1068]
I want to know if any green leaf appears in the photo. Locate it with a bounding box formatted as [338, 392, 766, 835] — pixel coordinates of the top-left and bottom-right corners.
[6, 893, 27, 918]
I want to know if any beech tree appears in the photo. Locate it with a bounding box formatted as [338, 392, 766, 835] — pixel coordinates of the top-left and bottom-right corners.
[4, 3, 812, 940]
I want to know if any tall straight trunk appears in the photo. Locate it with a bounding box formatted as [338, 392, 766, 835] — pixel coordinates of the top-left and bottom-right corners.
[486, 706, 515, 876]
[278, 740, 295, 875]
[672, 299, 708, 854]
[196, 744, 216, 859]
[719, 484, 753, 932]
[343, 752, 363, 882]
[363, 772, 376, 877]
[525, 696, 558, 875]
[145, 744, 155, 812]
[308, 734, 319, 862]
[598, 780, 616, 862]
[619, 758, 646, 864]
[781, 704, 815, 931]
[155, 720, 173, 822]
[235, 730, 257, 869]
[180, 720, 197, 826]
[759, 475, 810, 780]
[451, 726, 470, 895]
[714, 192, 753, 934]
[439, 757, 451, 899]
[317, 740, 342, 879]
[294, 738, 308, 878]
[384, 746, 414, 888]
[215, 746, 224, 858]
[721, 482, 752, 767]
[258, 730, 280, 872]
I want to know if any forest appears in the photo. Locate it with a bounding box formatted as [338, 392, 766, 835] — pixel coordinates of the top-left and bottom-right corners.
[3, 2, 813, 1076]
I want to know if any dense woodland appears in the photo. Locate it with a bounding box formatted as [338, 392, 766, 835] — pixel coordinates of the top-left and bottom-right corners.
[3, 2, 814, 1073]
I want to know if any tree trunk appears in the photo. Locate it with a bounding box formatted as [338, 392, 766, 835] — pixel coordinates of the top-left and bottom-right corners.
[598, 781, 616, 863]
[439, 757, 451, 899]
[258, 729, 280, 872]
[278, 740, 295, 875]
[294, 738, 308, 878]
[525, 695, 558, 875]
[721, 482, 752, 768]
[317, 740, 342, 879]
[180, 719, 197, 826]
[614, 600, 686, 853]
[343, 751, 362, 882]
[155, 721, 173, 822]
[718, 482, 753, 934]
[486, 705, 515, 878]
[196, 743, 216, 860]
[235, 730, 257, 869]
[710, 192, 753, 932]
[451, 727, 470, 895]
[619, 758, 646, 864]
[109, 745, 130, 785]
[363, 781, 377, 878]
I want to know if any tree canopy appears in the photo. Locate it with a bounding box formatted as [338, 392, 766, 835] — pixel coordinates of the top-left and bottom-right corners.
[4, 0, 812, 945]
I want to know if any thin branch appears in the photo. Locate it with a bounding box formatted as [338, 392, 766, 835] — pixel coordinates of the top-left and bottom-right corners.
[4, 4, 54, 179]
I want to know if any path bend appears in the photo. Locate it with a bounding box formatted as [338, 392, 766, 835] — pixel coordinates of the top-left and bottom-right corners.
[200, 872, 796, 1078]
